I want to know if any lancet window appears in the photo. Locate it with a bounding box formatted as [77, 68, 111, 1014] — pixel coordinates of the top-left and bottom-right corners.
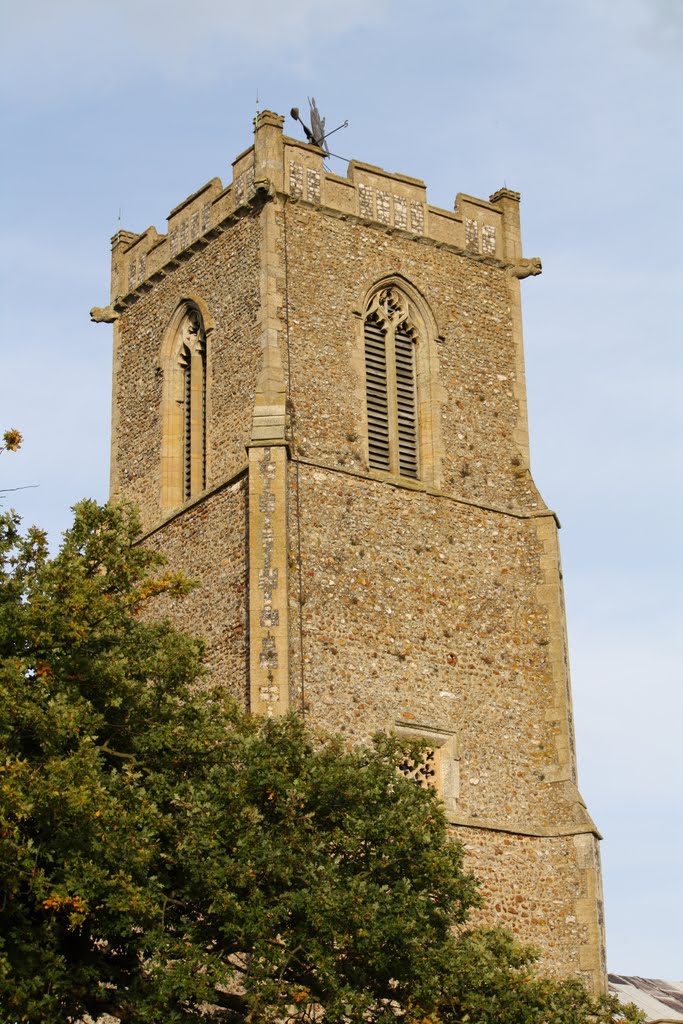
[364, 287, 419, 479]
[161, 304, 207, 511]
[179, 310, 206, 500]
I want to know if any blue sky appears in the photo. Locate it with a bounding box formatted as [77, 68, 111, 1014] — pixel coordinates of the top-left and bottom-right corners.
[1, 0, 681, 978]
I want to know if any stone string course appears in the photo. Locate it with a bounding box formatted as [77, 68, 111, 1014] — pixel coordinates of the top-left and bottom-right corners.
[103, 111, 605, 994]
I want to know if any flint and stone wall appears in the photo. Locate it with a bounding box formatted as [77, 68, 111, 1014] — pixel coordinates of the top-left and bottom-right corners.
[110, 211, 262, 532]
[101, 110, 606, 993]
[142, 481, 249, 702]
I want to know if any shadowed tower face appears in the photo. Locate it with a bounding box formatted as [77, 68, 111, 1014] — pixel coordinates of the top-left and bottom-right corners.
[99, 110, 606, 992]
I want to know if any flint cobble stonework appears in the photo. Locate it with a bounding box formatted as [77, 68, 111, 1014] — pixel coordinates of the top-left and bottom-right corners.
[142, 480, 249, 701]
[97, 110, 606, 993]
[289, 466, 561, 825]
[461, 828, 596, 978]
[281, 203, 541, 515]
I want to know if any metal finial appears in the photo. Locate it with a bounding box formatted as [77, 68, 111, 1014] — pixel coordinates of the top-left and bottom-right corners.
[289, 100, 348, 159]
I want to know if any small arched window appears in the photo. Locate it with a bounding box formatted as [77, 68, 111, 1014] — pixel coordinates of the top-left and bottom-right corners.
[161, 304, 207, 511]
[364, 287, 419, 479]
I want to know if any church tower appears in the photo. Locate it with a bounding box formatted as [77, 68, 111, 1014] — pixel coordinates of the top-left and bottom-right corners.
[94, 110, 606, 991]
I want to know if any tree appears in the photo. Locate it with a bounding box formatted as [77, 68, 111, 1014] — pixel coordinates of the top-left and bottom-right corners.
[0, 502, 641, 1024]
[0, 429, 25, 505]
[0, 430, 22, 456]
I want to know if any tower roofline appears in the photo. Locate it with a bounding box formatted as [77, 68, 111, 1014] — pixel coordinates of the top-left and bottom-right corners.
[108, 110, 533, 307]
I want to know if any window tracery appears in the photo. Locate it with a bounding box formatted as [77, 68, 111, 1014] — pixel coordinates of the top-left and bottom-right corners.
[398, 747, 439, 789]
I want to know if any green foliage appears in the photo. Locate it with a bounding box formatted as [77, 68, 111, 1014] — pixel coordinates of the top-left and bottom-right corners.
[0, 501, 643, 1024]
[1, 429, 22, 455]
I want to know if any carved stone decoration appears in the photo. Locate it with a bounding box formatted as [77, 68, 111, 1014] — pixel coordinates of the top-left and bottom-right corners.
[367, 286, 417, 338]
[306, 168, 321, 203]
[248, 439, 289, 717]
[257, 448, 278, 672]
[376, 190, 390, 224]
[259, 630, 278, 670]
[508, 256, 543, 279]
[393, 195, 407, 229]
[394, 722, 460, 815]
[289, 160, 304, 198]
[185, 308, 202, 338]
[481, 223, 496, 255]
[465, 217, 479, 252]
[398, 747, 438, 788]
[259, 682, 280, 710]
[358, 183, 374, 219]
[409, 201, 424, 234]
[90, 305, 120, 323]
[248, 327, 289, 715]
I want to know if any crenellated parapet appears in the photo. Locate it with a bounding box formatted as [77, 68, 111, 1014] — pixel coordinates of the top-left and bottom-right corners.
[108, 111, 531, 308]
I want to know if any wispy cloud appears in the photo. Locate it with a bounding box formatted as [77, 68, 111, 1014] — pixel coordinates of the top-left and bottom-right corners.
[644, 0, 683, 52]
[0, 0, 390, 106]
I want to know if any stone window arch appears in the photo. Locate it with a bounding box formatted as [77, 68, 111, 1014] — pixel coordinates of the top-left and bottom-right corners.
[361, 279, 443, 486]
[160, 302, 209, 511]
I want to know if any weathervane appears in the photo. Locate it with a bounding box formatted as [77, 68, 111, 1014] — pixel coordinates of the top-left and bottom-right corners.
[290, 98, 348, 160]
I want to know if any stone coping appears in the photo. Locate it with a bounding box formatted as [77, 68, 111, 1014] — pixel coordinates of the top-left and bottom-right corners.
[112, 187, 518, 309]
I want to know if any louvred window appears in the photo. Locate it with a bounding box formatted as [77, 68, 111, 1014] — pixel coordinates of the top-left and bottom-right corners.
[178, 309, 206, 503]
[161, 303, 208, 513]
[364, 287, 419, 479]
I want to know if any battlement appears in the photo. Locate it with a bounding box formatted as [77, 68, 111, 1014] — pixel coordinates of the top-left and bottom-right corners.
[110, 110, 523, 304]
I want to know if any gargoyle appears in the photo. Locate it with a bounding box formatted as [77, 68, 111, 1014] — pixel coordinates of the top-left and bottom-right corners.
[90, 305, 120, 323]
[253, 177, 275, 198]
[508, 257, 542, 279]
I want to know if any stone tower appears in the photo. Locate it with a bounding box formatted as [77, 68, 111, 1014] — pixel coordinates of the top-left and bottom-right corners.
[95, 110, 606, 991]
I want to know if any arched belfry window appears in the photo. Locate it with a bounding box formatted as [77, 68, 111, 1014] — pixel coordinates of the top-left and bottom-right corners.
[160, 304, 208, 511]
[364, 287, 420, 479]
